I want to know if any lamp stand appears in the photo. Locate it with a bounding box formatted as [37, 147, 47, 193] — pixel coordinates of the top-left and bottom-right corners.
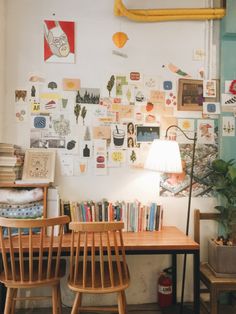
[165, 125, 197, 314]
[179, 131, 197, 314]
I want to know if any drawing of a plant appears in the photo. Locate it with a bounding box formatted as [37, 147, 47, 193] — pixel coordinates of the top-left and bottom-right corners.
[107, 75, 115, 97]
[74, 103, 81, 124]
[130, 150, 136, 163]
[81, 106, 87, 125]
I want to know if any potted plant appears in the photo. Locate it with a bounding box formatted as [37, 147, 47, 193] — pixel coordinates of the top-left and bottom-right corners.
[207, 158, 236, 275]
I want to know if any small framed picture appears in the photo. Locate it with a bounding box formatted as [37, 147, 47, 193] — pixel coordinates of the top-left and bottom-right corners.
[22, 149, 56, 183]
[177, 79, 204, 111]
[177, 79, 219, 112]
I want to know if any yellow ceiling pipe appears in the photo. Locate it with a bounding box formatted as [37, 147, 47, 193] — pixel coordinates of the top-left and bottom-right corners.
[114, 0, 226, 22]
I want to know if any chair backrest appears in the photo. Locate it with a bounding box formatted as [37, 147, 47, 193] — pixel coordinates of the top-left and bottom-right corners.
[69, 221, 129, 289]
[0, 215, 69, 283]
[194, 209, 220, 244]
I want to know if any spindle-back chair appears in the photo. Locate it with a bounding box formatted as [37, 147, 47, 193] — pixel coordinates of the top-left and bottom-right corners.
[68, 221, 130, 314]
[0, 215, 69, 314]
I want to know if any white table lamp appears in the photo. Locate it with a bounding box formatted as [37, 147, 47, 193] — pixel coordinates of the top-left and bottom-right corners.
[144, 139, 183, 174]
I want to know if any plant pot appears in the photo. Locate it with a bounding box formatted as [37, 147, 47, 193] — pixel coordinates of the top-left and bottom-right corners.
[208, 239, 236, 277]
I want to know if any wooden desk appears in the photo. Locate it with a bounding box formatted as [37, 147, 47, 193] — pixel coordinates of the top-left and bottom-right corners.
[0, 226, 200, 314]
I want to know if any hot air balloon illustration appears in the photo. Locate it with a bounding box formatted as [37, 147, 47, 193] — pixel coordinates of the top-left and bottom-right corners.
[112, 32, 128, 48]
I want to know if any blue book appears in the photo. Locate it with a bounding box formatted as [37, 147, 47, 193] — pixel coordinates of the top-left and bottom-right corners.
[149, 203, 156, 231]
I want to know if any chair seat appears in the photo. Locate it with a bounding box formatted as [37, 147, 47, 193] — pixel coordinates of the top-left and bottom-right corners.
[200, 262, 236, 287]
[0, 258, 66, 287]
[68, 261, 130, 293]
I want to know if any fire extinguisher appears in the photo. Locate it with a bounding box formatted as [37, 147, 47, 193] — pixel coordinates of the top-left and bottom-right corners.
[158, 267, 173, 308]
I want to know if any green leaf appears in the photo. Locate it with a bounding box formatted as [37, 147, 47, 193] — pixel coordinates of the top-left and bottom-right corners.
[211, 159, 229, 174]
[228, 166, 236, 181]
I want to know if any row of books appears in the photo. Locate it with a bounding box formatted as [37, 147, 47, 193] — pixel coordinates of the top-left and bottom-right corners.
[61, 200, 163, 233]
[0, 143, 24, 183]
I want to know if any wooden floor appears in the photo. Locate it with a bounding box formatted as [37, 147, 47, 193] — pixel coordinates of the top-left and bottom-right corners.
[15, 303, 162, 314]
[14, 303, 236, 314]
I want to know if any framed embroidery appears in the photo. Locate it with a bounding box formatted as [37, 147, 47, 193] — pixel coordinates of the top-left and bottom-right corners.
[22, 149, 56, 183]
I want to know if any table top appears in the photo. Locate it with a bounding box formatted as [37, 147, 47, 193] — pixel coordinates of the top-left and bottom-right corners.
[1, 226, 199, 253]
[62, 226, 199, 252]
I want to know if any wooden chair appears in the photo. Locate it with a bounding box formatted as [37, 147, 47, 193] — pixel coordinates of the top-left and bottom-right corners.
[0, 215, 70, 314]
[194, 209, 236, 314]
[68, 221, 130, 314]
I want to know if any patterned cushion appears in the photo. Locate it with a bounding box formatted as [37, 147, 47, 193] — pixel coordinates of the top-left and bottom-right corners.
[0, 201, 43, 219]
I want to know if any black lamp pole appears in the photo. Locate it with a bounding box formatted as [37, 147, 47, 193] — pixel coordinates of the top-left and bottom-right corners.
[165, 125, 197, 314]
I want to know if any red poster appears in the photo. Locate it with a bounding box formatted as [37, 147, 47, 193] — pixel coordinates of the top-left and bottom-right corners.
[44, 20, 75, 63]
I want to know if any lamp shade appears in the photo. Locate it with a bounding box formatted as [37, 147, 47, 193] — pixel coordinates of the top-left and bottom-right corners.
[144, 139, 183, 173]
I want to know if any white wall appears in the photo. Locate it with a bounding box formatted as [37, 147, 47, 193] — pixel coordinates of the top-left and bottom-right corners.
[4, 0, 220, 307]
[0, 0, 5, 141]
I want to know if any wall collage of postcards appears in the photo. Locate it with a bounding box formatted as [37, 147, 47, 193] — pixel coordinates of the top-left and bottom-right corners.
[14, 20, 234, 197]
[15, 71, 221, 198]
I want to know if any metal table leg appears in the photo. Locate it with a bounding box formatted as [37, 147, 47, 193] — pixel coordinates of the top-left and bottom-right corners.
[193, 250, 200, 314]
[172, 253, 177, 304]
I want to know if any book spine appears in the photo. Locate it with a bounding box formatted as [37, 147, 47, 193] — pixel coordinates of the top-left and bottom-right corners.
[62, 200, 71, 233]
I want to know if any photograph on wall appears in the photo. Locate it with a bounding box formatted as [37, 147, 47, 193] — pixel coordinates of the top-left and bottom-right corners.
[76, 88, 100, 104]
[44, 20, 75, 63]
[203, 80, 217, 98]
[160, 121, 219, 197]
[136, 125, 160, 143]
[160, 144, 218, 197]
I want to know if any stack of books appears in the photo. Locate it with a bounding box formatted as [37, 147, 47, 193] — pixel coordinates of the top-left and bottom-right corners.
[0, 143, 24, 183]
[61, 199, 163, 233]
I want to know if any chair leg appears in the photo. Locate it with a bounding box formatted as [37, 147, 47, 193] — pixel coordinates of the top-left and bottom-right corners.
[210, 287, 218, 314]
[71, 292, 82, 314]
[121, 291, 127, 314]
[4, 288, 14, 314]
[10, 289, 18, 314]
[57, 284, 62, 314]
[118, 291, 125, 314]
[52, 285, 59, 314]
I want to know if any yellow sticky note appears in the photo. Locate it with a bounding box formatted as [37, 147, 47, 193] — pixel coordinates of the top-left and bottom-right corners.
[31, 102, 41, 113]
